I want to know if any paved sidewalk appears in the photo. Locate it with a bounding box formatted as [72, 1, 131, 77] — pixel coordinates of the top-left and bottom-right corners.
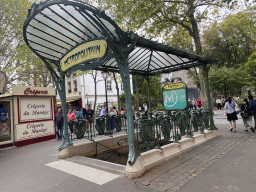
[1, 110, 255, 192]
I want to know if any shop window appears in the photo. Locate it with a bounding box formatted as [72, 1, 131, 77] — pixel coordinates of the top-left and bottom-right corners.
[73, 80, 77, 92]
[67, 81, 71, 93]
[0, 101, 11, 142]
[107, 80, 112, 91]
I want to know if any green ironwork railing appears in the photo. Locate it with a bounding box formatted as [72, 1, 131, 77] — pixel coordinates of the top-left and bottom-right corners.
[67, 109, 211, 155]
[134, 109, 211, 152]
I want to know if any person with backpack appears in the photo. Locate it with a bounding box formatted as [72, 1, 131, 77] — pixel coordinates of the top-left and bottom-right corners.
[248, 95, 256, 130]
[241, 98, 254, 132]
[224, 97, 238, 132]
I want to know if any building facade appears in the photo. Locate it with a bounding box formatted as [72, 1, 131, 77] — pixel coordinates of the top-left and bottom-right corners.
[56, 72, 133, 114]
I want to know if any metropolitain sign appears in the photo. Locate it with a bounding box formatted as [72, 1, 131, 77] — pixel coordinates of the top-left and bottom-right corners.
[60, 39, 107, 72]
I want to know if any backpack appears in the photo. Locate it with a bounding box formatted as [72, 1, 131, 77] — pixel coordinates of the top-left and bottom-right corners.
[241, 103, 250, 119]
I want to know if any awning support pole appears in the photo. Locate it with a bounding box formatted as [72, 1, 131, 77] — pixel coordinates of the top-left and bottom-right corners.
[146, 76, 152, 113]
[117, 59, 139, 165]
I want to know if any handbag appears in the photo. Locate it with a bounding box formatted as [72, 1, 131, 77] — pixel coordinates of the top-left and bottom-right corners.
[228, 102, 240, 114]
[241, 111, 249, 119]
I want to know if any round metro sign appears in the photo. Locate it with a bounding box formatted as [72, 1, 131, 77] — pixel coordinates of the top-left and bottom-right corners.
[163, 82, 188, 110]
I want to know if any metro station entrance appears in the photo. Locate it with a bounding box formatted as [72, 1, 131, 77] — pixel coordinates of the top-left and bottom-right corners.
[23, 0, 216, 173]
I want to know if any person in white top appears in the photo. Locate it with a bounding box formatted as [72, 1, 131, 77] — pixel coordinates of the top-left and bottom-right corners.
[224, 97, 238, 132]
[143, 103, 148, 112]
[216, 98, 222, 110]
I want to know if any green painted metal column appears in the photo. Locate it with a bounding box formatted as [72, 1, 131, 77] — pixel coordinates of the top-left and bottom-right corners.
[117, 58, 139, 165]
[55, 74, 73, 150]
[146, 76, 152, 113]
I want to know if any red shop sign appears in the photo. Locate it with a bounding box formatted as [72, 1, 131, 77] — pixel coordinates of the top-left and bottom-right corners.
[24, 87, 48, 95]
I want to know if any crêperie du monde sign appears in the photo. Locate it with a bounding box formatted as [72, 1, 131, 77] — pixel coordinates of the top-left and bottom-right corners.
[163, 82, 187, 110]
[60, 39, 107, 72]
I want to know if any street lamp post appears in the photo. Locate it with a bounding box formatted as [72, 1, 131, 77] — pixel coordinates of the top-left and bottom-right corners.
[102, 72, 109, 113]
[102, 72, 111, 135]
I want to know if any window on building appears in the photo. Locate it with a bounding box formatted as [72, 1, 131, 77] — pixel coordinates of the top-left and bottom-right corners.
[67, 81, 71, 93]
[121, 83, 124, 91]
[73, 80, 77, 92]
[107, 80, 112, 91]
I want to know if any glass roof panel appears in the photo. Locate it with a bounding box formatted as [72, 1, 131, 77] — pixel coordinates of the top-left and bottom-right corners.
[79, 10, 105, 38]
[28, 41, 62, 59]
[99, 18, 118, 38]
[27, 33, 66, 55]
[154, 51, 177, 65]
[104, 57, 117, 67]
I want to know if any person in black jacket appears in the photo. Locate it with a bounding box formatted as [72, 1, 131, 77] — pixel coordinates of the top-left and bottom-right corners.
[248, 95, 256, 129]
[54, 108, 64, 140]
[241, 98, 254, 132]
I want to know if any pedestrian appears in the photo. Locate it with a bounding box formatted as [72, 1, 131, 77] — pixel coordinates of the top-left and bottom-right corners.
[192, 98, 196, 110]
[85, 105, 95, 119]
[67, 109, 76, 135]
[248, 95, 256, 130]
[100, 107, 107, 117]
[120, 108, 126, 116]
[85, 105, 94, 130]
[113, 106, 118, 115]
[54, 108, 63, 140]
[79, 107, 84, 118]
[143, 103, 148, 113]
[196, 97, 202, 109]
[108, 107, 117, 131]
[241, 98, 254, 132]
[224, 96, 238, 132]
[83, 106, 87, 118]
[216, 98, 222, 110]
[188, 98, 193, 110]
[221, 97, 225, 108]
[75, 108, 80, 119]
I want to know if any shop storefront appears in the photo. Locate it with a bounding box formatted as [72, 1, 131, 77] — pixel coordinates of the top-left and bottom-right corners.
[0, 86, 56, 149]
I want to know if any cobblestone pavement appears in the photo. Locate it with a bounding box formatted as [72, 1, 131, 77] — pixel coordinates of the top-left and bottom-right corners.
[133, 124, 253, 192]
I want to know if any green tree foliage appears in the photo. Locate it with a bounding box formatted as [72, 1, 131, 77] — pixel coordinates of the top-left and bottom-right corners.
[95, 0, 250, 108]
[203, 6, 256, 97]
[245, 52, 256, 86]
[209, 66, 250, 98]
[0, 0, 31, 84]
[203, 6, 256, 68]
[15, 44, 54, 87]
[122, 75, 163, 111]
[1, 0, 54, 88]
[141, 76, 163, 110]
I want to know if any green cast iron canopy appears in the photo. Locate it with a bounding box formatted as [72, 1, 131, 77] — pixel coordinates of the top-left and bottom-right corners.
[23, 0, 210, 76]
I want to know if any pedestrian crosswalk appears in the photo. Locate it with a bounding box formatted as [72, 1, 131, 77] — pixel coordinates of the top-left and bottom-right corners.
[45, 160, 121, 185]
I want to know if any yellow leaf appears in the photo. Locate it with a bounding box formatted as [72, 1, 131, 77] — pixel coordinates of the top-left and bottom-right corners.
[192, 174, 197, 176]
[215, 186, 218, 188]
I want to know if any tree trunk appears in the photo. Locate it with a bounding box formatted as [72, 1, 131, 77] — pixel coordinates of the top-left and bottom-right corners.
[188, 2, 208, 108]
